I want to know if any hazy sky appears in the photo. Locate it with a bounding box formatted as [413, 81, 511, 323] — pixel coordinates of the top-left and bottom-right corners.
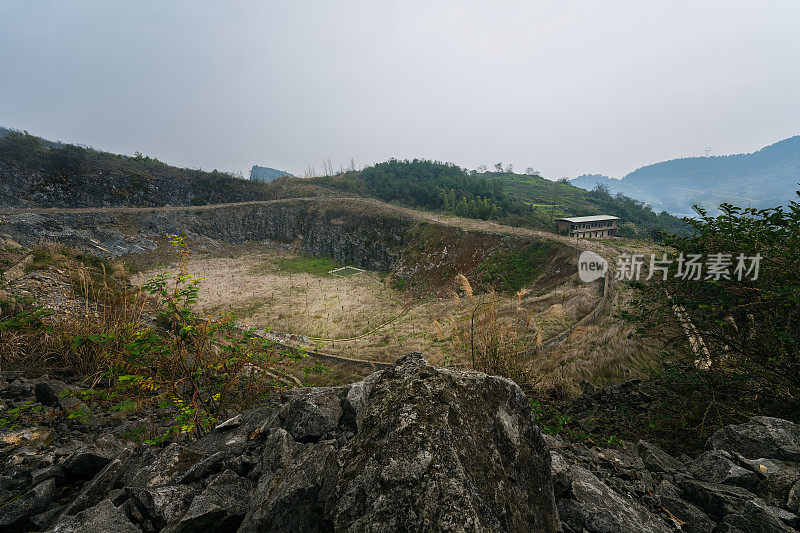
[1, 1, 798, 179]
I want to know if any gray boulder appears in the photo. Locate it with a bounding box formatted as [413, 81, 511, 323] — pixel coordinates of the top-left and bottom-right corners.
[708, 417, 800, 462]
[48, 499, 140, 533]
[638, 440, 688, 475]
[755, 465, 800, 509]
[34, 381, 80, 411]
[323, 353, 557, 532]
[680, 479, 763, 519]
[557, 466, 671, 533]
[272, 386, 346, 442]
[61, 437, 123, 480]
[125, 443, 203, 488]
[239, 428, 335, 531]
[550, 452, 571, 498]
[169, 469, 254, 532]
[63, 455, 126, 515]
[0, 478, 55, 530]
[658, 495, 716, 533]
[240, 352, 558, 532]
[130, 484, 197, 529]
[721, 500, 796, 532]
[787, 478, 800, 514]
[689, 450, 760, 491]
[176, 451, 228, 484]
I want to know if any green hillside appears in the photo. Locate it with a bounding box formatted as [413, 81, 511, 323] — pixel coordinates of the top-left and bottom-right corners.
[0, 129, 687, 239]
[494, 173, 688, 238]
[313, 159, 688, 239]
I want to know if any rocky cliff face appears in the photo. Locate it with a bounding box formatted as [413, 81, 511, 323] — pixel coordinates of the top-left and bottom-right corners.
[2, 200, 576, 284]
[2, 200, 413, 272]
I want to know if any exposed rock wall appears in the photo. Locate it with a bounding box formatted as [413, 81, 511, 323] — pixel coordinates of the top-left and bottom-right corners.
[1, 200, 577, 281]
[1, 200, 413, 271]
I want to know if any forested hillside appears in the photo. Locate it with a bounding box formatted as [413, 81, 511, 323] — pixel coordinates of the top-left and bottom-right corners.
[313, 159, 688, 238]
[312, 159, 520, 220]
[0, 129, 687, 239]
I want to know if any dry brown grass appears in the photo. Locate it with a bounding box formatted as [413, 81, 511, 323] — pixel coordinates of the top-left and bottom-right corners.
[529, 285, 689, 398]
[136, 248, 608, 372]
[455, 273, 475, 304]
[128, 246, 653, 390]
[2, 241, 318, 441]
[446, 277, 540, 384]
[137, 252, 405, 341]
[0, 249, 148, 377]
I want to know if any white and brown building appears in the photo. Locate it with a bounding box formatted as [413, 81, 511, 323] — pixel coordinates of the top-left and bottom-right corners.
[555, 215, 619, 238]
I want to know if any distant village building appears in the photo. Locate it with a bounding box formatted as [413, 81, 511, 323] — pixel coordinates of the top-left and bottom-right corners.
[555, 215, 620, 238]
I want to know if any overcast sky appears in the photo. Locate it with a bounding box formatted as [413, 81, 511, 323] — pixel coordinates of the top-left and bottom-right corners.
[1, 1, 798, 179]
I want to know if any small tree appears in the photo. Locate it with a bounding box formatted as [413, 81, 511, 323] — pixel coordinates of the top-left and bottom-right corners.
[629, 191, 800, 408]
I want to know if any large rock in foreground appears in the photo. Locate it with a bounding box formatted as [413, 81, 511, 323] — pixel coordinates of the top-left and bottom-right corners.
[325, 353, 556, 531]
[9, 354, 800, 531]
[240, 352, 558, 531]
[16, 353, 556, 532]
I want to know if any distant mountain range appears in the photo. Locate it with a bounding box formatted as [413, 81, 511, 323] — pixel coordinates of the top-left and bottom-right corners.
[250, 165, 293, 182]
[570, 136, 800, 217]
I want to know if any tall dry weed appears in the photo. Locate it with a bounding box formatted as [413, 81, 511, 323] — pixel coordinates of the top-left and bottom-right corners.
[447, 284, 534, 385]
[455, 274, 475, 305]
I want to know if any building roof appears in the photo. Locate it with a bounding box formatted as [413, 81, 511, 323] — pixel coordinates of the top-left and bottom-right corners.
[556, 215, 620, 223]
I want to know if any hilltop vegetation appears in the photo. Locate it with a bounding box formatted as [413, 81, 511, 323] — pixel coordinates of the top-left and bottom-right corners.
[314, 159, 688, 238]
[0, 128, 686, 239]
[0, 130, 319, 208]
[312, 159, 521, 220]
[494, 172, 688, 237]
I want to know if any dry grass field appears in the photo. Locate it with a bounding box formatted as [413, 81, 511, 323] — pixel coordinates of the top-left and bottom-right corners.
[134, 245, 602, 367]
[129, 233, 687, 396]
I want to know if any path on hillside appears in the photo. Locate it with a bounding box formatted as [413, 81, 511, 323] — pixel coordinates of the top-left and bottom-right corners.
[1, 196, 643, 370]
[0, 196, 629, 260]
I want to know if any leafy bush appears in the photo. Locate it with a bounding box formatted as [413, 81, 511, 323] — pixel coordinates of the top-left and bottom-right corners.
[619, 190, 800, 445]
[661, 194, 800, 395]
[0, 237, 308, 443]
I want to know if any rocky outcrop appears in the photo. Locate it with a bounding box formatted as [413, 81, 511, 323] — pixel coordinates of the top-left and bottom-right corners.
[1, 199, 412, 271]
[550, 415, 800, 532]
[1, 354, 558, 532]
[6, 356, 800, 532]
